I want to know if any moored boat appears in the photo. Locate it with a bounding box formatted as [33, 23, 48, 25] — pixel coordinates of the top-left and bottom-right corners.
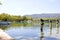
[0, 22, 11, 25]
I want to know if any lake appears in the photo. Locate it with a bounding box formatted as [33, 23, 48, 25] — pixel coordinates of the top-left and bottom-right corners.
[0, 22, 60, 40]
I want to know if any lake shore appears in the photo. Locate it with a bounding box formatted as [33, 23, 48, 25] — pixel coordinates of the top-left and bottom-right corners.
[0, 29, 13, 40]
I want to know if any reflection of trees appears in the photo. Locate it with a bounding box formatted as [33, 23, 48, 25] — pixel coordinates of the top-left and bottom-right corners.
[22, 22, 32, 27]
[0, 22, 33, 30]
[0, 26, 10, 30]
[11, 22, 32, 27]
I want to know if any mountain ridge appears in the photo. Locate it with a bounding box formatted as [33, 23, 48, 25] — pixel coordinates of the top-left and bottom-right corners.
[25, 13, 60, 18]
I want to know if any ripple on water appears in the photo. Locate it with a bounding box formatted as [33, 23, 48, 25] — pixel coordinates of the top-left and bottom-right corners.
[40, 36, 59, 40]
[13, 36, 60, 40]
[14, 36, 39, 40]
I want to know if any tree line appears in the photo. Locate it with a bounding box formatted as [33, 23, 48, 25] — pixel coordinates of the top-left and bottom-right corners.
[0, 13, 33, 22]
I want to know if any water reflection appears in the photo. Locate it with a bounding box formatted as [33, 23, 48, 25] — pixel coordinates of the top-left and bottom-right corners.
[0, 21, 60, 40]
[40, 24, 44, 40]
[56, 20, 59, 34]
[40, 19, 44, 40]
[40, 20, 60, 40]
[50, 28, 52, 36]
[0, 26, 10, 30]
[56, 26, 59, 34]
[11, 22, 32, 27]
[49, 20, 52, 36]
[0, 22, 33, 30]
[40, 32, 44, 40]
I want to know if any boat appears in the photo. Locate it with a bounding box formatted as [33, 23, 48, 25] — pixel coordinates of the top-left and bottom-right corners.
[0, 22, 11, 26]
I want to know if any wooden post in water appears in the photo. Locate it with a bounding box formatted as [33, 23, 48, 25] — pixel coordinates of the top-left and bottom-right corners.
[49, 19, 52, 36]
[40, 19, 44, 40]
[56, 19, 59, 34]
[40, 19, 44, 32]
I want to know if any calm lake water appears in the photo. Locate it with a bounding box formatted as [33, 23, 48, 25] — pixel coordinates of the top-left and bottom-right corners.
[0, 22, 60, 40]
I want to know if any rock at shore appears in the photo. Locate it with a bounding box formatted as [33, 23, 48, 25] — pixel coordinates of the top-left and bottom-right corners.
[0, 29, 13, 40]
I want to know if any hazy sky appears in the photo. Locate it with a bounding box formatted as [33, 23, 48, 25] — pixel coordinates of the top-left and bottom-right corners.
[0, 0, 60, 15]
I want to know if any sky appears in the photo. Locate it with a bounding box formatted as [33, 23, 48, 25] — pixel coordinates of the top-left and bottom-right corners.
[0, 0, 60, 16]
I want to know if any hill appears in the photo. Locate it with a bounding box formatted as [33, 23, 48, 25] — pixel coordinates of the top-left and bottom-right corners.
[25, 13, 60, 18]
